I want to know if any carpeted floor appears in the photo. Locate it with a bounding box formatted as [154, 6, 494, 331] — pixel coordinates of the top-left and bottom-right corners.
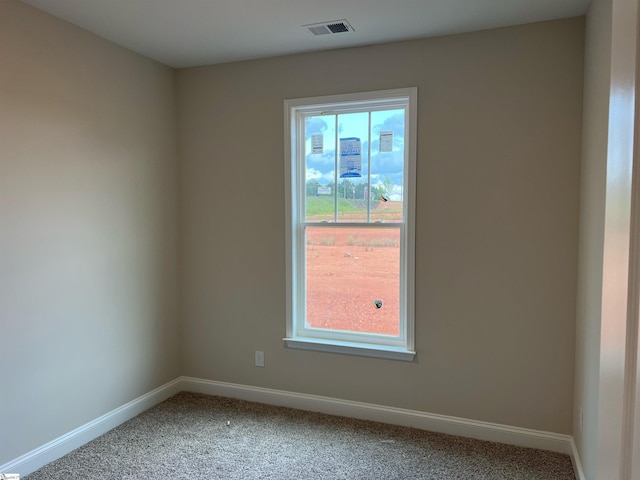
[26, 392, 576, 479]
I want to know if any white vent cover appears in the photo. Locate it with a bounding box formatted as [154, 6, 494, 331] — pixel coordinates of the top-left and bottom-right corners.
[304, 19, 355, 36]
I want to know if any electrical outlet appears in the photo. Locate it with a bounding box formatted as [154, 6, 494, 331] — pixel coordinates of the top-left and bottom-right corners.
[255, 351, 265, 367]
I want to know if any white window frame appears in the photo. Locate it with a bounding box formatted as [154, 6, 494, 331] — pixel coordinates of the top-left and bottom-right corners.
[284, 88, 417, 361]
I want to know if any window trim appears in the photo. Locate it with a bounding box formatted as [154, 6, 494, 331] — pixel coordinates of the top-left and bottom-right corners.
[284, 88, 417, 361]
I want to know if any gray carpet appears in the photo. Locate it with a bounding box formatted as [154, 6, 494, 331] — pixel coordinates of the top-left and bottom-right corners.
[26, 392, 576, 479]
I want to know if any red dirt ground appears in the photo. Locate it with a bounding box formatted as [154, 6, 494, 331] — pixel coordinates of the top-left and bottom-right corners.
[305, 227, 400, 336]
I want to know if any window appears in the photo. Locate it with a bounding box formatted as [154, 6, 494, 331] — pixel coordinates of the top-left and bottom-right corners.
[284, 88, 417, 361]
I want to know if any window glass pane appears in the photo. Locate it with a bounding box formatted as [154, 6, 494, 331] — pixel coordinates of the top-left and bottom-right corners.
[305, 115, 336, 222]
[370, 109, 405, 223]
[305, 226, 400, 336]
[337, 112, 369, 223]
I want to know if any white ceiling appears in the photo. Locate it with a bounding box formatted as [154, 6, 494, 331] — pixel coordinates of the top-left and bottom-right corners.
[21, 0, 591, 69]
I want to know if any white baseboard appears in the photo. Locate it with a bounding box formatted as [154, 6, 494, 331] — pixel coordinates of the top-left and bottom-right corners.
[2, 376, 583, 477]
[570, 437, 586, 480]
[181, 377, 574, 455]
[0, 378, 182, 477]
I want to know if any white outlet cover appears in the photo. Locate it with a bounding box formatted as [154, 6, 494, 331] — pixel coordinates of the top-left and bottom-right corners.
[255, 351, 265, 367]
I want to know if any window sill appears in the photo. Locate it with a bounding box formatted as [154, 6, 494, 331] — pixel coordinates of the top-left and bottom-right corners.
[283, 337, 416, 362]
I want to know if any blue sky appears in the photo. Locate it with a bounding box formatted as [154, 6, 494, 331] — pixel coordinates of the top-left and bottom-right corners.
[305, 109, 405, 199]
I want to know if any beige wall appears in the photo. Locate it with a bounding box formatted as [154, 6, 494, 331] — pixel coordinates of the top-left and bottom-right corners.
[177, 18, 584, 434]
[0, 0, 179, 464]
[0, 1, 586, 466]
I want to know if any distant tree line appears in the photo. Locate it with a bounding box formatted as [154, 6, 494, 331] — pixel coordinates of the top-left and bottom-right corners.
[306, 177, 393, 200]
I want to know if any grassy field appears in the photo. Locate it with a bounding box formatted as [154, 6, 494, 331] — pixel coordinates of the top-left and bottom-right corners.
[306, 196, 403, 222]
[305, 196, 360, 215]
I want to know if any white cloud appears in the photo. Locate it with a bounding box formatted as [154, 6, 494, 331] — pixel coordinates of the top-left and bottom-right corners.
[306, 168, 323, 180]
[306, 168, 335, 184]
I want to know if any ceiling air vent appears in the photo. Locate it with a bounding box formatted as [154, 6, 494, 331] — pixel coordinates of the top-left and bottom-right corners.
[304, 20, 355, 36]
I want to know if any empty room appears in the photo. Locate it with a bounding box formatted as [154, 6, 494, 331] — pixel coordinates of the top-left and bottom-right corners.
[1, 0, 639, 478]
